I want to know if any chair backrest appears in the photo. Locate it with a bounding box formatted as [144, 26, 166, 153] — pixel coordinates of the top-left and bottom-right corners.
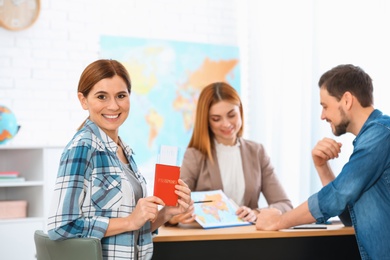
[34, 230, 103, 260]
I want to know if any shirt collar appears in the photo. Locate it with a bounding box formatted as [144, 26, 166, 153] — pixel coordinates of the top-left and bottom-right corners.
[83, 119, 134, 156]
[354, 109, 382, 144]
[214, 137, 241, 148]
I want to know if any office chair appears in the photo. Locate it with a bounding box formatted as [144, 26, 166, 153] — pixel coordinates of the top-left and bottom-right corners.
[34, 230, 103, 260]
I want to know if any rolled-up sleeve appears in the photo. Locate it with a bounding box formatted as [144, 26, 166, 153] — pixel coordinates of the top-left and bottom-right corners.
[308, 192, 326, 223]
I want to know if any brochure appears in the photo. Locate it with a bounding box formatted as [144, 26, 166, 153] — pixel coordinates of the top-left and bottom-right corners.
[192, 189, 252, 229]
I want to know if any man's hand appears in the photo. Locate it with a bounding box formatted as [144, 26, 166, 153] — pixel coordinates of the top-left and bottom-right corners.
[255, 208, 282, 231]
[312, 137, 342, 167]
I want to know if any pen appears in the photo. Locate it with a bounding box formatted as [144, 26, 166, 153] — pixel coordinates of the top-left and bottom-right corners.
[194, 200, 213, 204]
[293, 224, 327, 229]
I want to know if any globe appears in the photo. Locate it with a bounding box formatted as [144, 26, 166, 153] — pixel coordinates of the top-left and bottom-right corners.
[0, 105, 20, 145]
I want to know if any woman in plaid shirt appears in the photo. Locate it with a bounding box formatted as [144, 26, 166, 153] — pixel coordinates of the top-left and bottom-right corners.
[47, 59, 192, 259]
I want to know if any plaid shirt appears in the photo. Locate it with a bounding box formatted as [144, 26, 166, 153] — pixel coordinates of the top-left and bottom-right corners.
[47, 119, 153, 259]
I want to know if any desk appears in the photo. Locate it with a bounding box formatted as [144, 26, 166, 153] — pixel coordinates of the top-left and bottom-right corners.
[152, 223, 360, 260]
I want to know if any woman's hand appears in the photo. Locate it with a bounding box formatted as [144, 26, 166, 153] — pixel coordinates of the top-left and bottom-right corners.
[127, 196, 165, 230]
[163, 179, 192, 217]
[236, 206, 257, 223]
[166, 204, 196, 225]
[106, 196, 165, 237]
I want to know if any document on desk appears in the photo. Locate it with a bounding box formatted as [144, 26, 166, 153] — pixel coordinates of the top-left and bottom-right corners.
[191, 190, 252, 229]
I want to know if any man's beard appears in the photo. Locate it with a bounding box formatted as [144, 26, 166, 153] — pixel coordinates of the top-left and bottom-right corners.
[333, 107, 349, 136]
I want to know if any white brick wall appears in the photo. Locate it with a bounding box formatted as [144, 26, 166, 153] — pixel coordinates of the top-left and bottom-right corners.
[0, 0, 238, 147]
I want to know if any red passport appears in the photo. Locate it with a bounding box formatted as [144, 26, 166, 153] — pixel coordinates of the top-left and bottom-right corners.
[153, 163, 180, 206]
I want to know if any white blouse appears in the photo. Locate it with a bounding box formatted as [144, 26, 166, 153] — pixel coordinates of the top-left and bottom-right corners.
[215, 139, 245, 206]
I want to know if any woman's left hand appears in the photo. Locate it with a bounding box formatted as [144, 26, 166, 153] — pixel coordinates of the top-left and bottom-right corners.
[236, 206, 257, 223]
[164, 179, 192, 216]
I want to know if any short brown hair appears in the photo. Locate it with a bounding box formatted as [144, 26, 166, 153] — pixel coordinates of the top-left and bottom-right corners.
[318, 64, 373, 107]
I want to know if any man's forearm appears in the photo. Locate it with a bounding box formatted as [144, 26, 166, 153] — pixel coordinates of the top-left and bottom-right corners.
[278, 201, 316, 229]
[315, 162, 336, 186]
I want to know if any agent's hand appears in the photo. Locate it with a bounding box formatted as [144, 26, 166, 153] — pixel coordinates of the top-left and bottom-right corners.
[163, 179, 192, 217]
[312, 138, 342, 167]
[236, 206, 257, 223]
[167, 205, 196, 225]
[255, 208, 282, 231]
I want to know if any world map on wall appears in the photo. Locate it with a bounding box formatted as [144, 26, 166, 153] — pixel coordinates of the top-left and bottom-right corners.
[100, 36, 240, 188]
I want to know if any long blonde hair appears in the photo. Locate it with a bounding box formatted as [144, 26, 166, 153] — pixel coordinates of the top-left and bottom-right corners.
[188, 82, 243, 162]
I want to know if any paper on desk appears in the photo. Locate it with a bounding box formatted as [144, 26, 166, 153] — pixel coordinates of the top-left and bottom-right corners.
[191, 190, 252, 229]
[280, 223, 345, 232]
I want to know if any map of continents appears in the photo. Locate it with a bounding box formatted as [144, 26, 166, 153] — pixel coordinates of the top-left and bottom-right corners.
[100, 36, 240, 190]
[195, 192, 230, 223]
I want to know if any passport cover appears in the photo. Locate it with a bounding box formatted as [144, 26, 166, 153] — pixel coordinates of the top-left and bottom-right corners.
[153, 163, 180, 206]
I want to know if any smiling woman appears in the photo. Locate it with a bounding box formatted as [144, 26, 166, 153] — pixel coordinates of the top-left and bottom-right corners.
[167, 82, 293, 227]
[46, 59, 192, 260]
[77, 75, 130, 142]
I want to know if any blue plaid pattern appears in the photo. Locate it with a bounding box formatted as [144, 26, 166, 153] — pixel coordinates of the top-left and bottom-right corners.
[47, 119, 153, 259]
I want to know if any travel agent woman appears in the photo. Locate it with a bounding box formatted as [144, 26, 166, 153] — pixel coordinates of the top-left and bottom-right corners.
[168, 82, 292, 225]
